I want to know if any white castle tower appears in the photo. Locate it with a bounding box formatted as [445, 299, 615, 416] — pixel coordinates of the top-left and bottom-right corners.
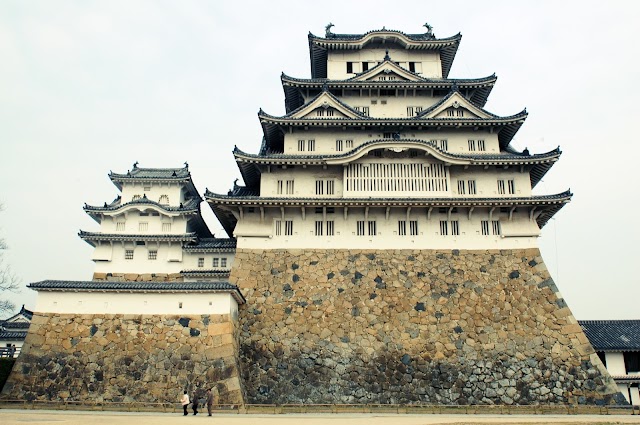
[82, 162, 235, 282]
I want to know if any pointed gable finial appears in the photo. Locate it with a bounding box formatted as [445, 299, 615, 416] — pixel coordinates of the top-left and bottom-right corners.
[184, 161, 189, 169]
[322, 81, 329, 92]
[384, 50, 391, 61]
[133, 161, 138, 169]
[325, 23, 334, 37]
[423, 22, 433, 35]
[172, 170, 177, 177]
[451, 82, 459, 92]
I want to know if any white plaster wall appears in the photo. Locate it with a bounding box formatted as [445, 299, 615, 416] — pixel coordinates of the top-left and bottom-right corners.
[618, 383, 631, 403]
[93, 242, 184, 274]
[328, 49, 441, 79]
[283, 129, 501, 155]
[100, 212, 188, 234]
[234, 206, 540, 250]
[183, 251, 234, 271]
[259, 162, 532, 200]
[605, 352, 627, 375]
[631, 387, 640, 405]
[121, 182, 184, 205]
[34, 291, 238, 316]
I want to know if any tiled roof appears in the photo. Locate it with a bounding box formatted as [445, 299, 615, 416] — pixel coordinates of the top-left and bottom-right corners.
[28, 280, 246, 304]
[0, 331, 27, 340]
[78, 231, 199, 247]
[110, 164, 190, 180]
[1, 322, 30, 330]
[180, 270, 231, 277]
[579, 320, 640, 351]
[183, 238, 236, 252]
[85, 197, 201, 213]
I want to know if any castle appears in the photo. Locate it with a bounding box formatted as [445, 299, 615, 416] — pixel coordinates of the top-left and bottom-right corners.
[2, 25, 625, 406]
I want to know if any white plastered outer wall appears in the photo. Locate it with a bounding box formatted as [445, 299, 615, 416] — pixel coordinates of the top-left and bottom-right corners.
[34, 291, 238, 317]
[604, 352, 640, 404]
[328, 49, 441, 79]
[93, 245, 234, 275]
[120, 182, 186, 205]
[284, 130, 502, 155]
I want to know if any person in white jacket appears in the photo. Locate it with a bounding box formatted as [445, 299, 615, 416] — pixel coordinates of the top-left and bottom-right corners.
[180, 391, 189, 416]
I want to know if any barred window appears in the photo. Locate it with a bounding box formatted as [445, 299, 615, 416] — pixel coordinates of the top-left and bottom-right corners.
[440, 220, 448, 236]
[368, 221, 377, 236]
[481, 220, 490, 235]
[162, 223, 171, 232]
[159, 195, 169, 205]
[468, 180, 477, 194]
[221, 258, 227, 267]
[307, 140, 315, 152]
[398, 220, 407, 236]
[139, 222, 149, 232]
[148, 250, 157, 260]
[410, 220, 419, 236]
[478, 140, 486, 151]
[457, 180, 466, 195]
[284, 220, 293, 236]
[286, 180, 294, 195]
[213, 257, 219, 267]
[508, 179, 515, 194]
[451, 220, 460, 236]
[497, 180, 506, 195]
[346, 140, 353, 148]
[336, 139, 343, 151]
[125, 250, 134, 260]
[297, 140, 305, 151]
[315, 221, 323, 236]
[326, 221, 335, 236]
[277, 180, 284, 195]
[275, 220, 282, 236]
[492, 220, 501, 235]
[198, 258, 204, 267]
[468, 139, 477, 151]
[356, 221, 365, 236]
[116, 222, 126, 231]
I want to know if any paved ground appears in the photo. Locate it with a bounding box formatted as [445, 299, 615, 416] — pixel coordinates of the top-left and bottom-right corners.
[2, 410, 640, 425]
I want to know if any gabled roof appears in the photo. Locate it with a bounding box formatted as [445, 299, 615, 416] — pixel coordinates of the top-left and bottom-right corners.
[0, 331, 27, 340]
[84, 197, 201, 220]
[1, 305, 33, 323]
[206, 189, 571, 236]
[28, 280, 246, 304]
[309, 27, 461, 79]
[278, 90, 368, 121]
[282, 73, 496, 112]
[234, 142, 560, 189]
[579, 320, 640, 351]
[109, 163, 200, 199]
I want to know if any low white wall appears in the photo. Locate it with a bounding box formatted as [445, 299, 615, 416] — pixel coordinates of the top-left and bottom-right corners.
[34, 291, 238, 316]
[605, 352, 627, 375]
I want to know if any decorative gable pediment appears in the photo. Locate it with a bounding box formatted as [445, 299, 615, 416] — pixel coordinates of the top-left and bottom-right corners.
[419, 91, 493, 120]
[350, 61, 421, 83]
[288, 92, 363, 120]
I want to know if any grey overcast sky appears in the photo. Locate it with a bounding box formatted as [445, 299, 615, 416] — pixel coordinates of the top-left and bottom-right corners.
[1, 1, 638, 319]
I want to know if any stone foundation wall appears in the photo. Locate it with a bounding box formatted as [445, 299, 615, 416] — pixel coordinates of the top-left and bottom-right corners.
[231, 248, 624, 405]
[93, 272, 183, 282]
[1, 313, 245, 404]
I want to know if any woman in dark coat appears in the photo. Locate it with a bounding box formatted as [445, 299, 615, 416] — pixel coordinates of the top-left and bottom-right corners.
[192, 391, 199, 415]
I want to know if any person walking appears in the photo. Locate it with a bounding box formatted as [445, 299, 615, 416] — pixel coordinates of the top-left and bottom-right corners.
[206, 388, 214, 416]
[180, 391, 189, 416]
[192, 391, 199, 415]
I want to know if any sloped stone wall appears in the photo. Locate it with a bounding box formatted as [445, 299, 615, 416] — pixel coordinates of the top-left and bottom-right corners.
[1, 313, 245, 405]
[231, 248, 624, 405]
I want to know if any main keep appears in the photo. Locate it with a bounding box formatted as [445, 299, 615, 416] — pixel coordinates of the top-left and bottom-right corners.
[3, 25, 624, 406]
